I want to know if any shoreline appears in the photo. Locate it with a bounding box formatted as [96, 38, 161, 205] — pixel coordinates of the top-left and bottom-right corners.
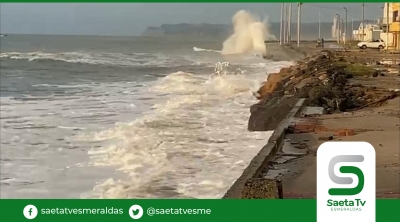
[224, 45, 400, 199]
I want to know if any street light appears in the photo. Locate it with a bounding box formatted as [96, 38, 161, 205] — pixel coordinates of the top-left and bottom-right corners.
[386, 3, 389, 49]
[280, 3, 284, 45]
[351, 17, 354, 40]
[297, 2, 302, 47]
[336, 14, 341, 44]
[362, 3, 365, 41]
[343, 7, 348, 43]
[318, 12, 321, 39]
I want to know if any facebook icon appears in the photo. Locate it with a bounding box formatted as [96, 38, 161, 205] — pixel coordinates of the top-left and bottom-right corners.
[23, 205, 38, 219]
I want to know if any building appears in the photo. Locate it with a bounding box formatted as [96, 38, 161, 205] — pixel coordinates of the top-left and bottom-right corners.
[386, 3, 400, 49]
[380, 3, 400, 49]
[353, 23, 382, 41]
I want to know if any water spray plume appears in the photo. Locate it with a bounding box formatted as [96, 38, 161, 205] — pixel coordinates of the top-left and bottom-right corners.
[221, 10, 275, 56]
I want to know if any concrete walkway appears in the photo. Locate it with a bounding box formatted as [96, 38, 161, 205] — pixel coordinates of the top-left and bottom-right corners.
[282, 96, 400, 198]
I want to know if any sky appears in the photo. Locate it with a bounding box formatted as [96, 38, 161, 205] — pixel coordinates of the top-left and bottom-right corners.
[0, 3, 384, 36]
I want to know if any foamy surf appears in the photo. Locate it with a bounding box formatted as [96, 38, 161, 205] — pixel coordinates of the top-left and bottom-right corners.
[193, 47, 222, 53]
[0, 51, 204, 68]
[1, 14, 292, 199]
[78, 59, 291, 199]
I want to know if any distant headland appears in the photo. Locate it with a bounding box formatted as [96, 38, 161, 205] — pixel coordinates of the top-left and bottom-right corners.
[141, 21, 370, 40]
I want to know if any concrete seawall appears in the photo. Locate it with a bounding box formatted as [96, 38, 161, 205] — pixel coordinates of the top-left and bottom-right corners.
[223, 48, 400, 199]
[223, 98, 306, 198]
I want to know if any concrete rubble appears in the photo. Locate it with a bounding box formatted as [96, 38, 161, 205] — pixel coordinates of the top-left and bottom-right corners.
[249, 50, 400, 131]
[225, 47, 400, 199]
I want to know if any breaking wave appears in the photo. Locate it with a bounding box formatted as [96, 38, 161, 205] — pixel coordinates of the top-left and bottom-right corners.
[76, 57, 291, 199]
[0, 51, 201, 68]
[1, 23, 292, 199]
[193, 47, 221, 53]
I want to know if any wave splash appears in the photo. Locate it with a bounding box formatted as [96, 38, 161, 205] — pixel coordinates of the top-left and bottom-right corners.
[193, 47, 222, 53]
[193, 10, 276, 58]
[222, 10, 275, 56]
[77, 65, 289, 198]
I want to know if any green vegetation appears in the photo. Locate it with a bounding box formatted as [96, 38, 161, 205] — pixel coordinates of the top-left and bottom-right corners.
[334, 62, 375, 76]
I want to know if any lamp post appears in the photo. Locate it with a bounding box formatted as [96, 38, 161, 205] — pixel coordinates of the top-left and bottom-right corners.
[297, 2, 302, 47]
[280, 3, 284, 45]
[283, 3, 287, 44]
[351, 17, 354, 40]
[386, 3, 389, 49]
[288, 3, 292, 43]
[343, 7, 348, 43]
[362, 3, 365, 41]
[318, 12, 321, 39]
[336, 14, 341, 44]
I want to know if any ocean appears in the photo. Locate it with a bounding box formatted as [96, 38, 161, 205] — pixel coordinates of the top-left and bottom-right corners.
[0, 35, 292, 198]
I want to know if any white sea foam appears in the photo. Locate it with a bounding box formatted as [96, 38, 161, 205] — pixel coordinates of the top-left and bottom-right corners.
[0, 51, 202, 68]
[1, 30, 292, 199]
[79, 59, 292, 199]
[193, 47, 222, 53]
[1, 57, 292, 199]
